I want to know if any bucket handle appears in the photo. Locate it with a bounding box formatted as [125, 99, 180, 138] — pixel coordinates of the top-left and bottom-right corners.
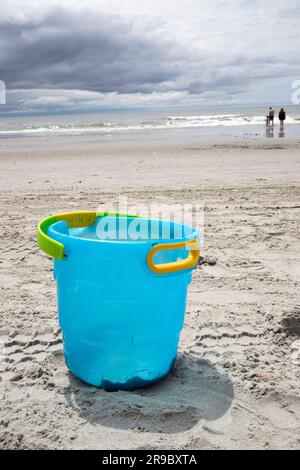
[37, 211, 139, 260]
[147, 239, 199, 274]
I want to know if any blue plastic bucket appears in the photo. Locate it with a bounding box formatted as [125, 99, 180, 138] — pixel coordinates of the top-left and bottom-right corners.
[37, 211, 199, 390]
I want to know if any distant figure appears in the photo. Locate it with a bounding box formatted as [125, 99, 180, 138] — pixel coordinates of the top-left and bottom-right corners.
[268, 107, 275, 126]
[279, 108, 286, 130]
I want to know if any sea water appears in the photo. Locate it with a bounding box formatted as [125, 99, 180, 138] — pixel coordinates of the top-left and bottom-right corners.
[0, 105, 299, 140]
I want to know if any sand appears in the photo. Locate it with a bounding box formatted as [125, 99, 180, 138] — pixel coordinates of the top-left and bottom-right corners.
[0, 133, 300, 449]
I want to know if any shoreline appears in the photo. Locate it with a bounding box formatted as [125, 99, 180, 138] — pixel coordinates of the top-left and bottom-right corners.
[1, 121, 300, 143]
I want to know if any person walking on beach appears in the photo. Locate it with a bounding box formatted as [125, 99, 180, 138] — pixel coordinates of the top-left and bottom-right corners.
[279, 108, 286, 130]
[268, 107, 275, 126]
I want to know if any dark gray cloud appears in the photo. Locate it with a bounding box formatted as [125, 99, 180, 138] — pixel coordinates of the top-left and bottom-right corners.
[0, 6, 187, 93]
[0, 1, 300, 112]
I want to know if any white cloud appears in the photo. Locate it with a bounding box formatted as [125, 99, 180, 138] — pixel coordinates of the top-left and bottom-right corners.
[7, 88, 224, 114]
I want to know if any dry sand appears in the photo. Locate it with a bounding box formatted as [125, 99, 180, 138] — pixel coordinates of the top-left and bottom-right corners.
[0, 134, 300, 449]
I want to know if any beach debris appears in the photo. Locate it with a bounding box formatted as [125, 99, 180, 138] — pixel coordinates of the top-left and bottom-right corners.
[198, 256, 206, 266]
[198, 256, 217, 267]
[280, 306, 300, 336]
[259, 371, 273, 382]
[53, 327, 61, 337]
[206, 257, 217, 266]
[8, 372, 23, 382]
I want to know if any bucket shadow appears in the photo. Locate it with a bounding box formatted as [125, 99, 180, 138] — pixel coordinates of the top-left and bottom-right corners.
[63, 353, 234, 433]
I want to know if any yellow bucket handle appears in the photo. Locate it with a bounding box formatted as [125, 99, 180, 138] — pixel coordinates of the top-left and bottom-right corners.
[147, 239, 199, 274]
[37, 211, 139, 260]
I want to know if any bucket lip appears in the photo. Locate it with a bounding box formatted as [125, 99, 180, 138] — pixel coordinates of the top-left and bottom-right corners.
[48, 216, 198, 247]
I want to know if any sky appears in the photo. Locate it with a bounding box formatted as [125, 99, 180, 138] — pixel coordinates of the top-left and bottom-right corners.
[0, 0, 300, 114]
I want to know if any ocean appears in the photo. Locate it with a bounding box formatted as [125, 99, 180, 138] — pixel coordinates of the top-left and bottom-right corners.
[0, 105, 300, 140]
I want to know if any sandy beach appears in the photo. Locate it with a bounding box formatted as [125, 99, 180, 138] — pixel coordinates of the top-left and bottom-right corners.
[0, 133, 300, 449]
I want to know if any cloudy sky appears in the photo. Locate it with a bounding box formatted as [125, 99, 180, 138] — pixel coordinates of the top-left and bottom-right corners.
[1, 0, 300, 114]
